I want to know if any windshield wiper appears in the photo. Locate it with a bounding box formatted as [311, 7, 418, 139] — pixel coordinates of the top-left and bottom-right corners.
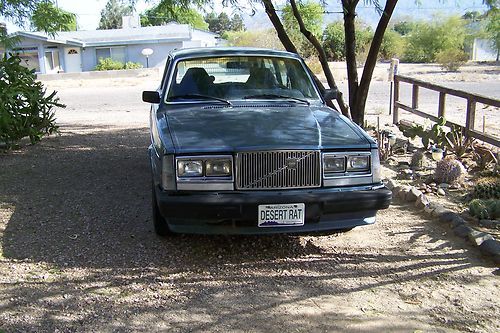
[243, 94, 310, 106]
[169, 94, 232, 106]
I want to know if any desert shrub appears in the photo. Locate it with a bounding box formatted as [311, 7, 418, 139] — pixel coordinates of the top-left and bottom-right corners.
[435, 48, 468, 71]
[402, 16, 467, 63]
[0, 54, 64, 148]
[95, 57, 125, 71]
[224, 29, 284, 50]
[379, 29, 405, 60]
[124, 61, 143, 69]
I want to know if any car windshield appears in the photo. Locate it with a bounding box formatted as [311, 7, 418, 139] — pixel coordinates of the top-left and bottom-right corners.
[166, 56, 320, 103]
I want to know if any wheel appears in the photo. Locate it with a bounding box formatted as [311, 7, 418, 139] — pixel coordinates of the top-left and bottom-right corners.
[152, 183, 173, 237]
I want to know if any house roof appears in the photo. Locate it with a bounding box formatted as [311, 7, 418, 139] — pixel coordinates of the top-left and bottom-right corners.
[12, 23, 218, 48]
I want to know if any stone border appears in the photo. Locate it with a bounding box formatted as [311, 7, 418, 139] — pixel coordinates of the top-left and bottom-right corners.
[386, 179, 500, 266]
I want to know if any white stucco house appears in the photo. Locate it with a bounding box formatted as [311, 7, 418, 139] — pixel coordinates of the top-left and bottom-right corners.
[2, 22, 220, 74]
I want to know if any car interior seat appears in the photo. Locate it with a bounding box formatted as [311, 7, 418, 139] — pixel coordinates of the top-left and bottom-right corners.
[177, 67, 214, 95]
[245, 67, 278, 89]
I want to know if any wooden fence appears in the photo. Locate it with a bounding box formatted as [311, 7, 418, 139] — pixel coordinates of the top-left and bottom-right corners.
[392, 75, 500, 147]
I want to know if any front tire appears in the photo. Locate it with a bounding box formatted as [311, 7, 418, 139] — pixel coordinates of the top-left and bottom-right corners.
[152, 184, 173, 237]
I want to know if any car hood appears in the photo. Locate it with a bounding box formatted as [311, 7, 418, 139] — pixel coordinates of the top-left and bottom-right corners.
[162, 104, 372, 153]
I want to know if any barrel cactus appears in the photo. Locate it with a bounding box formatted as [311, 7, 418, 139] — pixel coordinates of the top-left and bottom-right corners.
[469, 199, 500, 219]
[473, 177, 500, 199]
[434, 157, 465, 184]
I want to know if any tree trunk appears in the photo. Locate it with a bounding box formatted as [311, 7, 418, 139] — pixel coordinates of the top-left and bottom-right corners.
[289, 0, 351, 118]
[354, 0, 397, 127]
[342, 0, 360, 123]
[262, 0, 298, 53]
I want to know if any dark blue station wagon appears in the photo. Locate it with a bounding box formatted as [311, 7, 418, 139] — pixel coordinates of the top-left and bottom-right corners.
[142, 47, 391, 235]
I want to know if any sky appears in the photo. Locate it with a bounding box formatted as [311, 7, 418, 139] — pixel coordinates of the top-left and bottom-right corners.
[1, 0, 491, 33]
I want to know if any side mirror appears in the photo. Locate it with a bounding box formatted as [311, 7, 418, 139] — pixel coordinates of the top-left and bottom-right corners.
[142, 91, 161, 104]
[322, 88, 338, 101]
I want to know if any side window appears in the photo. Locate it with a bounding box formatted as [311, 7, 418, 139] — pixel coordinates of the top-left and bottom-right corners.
[160, 57, 171, 91]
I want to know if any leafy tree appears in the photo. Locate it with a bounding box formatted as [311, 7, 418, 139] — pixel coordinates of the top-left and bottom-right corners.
[322, 21, 374, 61]
[230, 14, 245, 31]
[282, 1, 323, 57]
[403, 16, 467, 63]
[31, 1, 77, 32]
[98, 0, 133, 30]
[392, 20, 415, 35]
[140, 3, 208, 30]
[379, 29, 405, 60]
[225, 29, 283, 49]
[485, 8, 500, 60]
[205, 12, 232, 34]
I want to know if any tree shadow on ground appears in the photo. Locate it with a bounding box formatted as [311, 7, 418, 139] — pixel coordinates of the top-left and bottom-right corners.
[0, 126, 496, 332]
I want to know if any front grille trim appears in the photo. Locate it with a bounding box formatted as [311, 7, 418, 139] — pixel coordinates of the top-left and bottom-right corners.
[236, 150, 321, 190]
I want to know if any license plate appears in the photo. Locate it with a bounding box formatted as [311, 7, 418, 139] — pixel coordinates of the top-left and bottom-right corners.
[258, 203, 305, 227]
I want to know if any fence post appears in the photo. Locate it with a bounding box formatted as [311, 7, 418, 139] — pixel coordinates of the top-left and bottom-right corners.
[392, 76, 400, 124]
[412, 84, 419, 109]
[466, 98, 476, 136]
[438, 92, 446, 119]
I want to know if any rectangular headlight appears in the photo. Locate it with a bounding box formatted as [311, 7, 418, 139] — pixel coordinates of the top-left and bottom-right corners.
[206, 158, 232, 177]
[323, 155, 346, 174]
[347, 155, 370, 172]
[177, 160, 203, 177]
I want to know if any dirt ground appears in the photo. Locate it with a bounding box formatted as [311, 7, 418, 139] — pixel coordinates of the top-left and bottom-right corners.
[0, 64, 499, 332]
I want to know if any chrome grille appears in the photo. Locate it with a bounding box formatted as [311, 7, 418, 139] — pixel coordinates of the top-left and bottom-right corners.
[236, 150, 321, 190]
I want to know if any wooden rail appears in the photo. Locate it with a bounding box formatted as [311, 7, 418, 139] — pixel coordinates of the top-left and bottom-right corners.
[393, 75, 500, 147]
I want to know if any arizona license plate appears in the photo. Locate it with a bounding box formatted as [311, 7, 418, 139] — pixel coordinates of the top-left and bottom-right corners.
[258, 203, 305, 227]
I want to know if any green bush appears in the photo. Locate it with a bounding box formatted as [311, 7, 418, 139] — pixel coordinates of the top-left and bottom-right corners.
[322, 21, 373, 61]
[402, 16, 467, 63]
[95, 57, 125, 71]
[379, 29, 405, 60]
[0, 55, 64, 148]
[435, 48, 468, 71]
[124, 61, 143, 69]
[95, 58, 144, 71]
[469, 199, 500, 220]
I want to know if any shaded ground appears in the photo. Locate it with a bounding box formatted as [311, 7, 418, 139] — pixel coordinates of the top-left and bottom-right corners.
[0, 81, 499, 332]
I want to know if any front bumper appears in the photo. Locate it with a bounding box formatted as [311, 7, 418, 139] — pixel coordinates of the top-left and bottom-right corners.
[155, 185, 392, 235]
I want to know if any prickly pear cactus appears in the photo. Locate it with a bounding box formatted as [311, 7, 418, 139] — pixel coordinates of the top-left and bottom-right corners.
[473, 177, 500, 199]
[434, 157, 465, 184]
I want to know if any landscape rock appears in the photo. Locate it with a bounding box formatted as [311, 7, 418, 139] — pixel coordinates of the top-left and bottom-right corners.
[415, 194, 430, 210]
[406, 187, 422, 202]
[479, 219, 500, 230]
[431, 205, 451, 218]
[438, 183, 450, 188]
[453, 225, 473, 238]
[467, 230, 494, 246]
[450, 216, 466, 228]
[437, 188, 446, 196]
[438, 211, 461, 224]
[478, 239, 500, 259]
[424, 202, 439, 216]
[397, 186, 411, 200]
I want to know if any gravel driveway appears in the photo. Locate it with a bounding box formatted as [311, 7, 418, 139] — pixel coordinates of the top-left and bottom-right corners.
[0, 79, 499, 332]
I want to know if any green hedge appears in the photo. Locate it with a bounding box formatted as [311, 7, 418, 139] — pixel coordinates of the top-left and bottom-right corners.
[95, 58, 143, 71]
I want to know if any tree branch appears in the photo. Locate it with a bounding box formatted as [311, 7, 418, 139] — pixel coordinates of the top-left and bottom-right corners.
[289, 0, 350, 118]
[355, 0, 398, 126]
[341, 0, 359, 122]
[261, 0, 298, 53]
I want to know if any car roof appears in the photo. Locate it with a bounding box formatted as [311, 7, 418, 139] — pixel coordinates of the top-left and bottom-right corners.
[169, 47, 302, 61]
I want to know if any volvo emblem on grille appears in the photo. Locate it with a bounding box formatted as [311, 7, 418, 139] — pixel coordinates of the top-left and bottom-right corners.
[286, 158, 299, 170]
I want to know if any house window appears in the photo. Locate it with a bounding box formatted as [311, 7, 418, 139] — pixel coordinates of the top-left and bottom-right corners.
[14, 47, 40, 72]
[96, 47, 126, 63]
[45, 49, 61, 72]
[68, 49, 78, 55]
